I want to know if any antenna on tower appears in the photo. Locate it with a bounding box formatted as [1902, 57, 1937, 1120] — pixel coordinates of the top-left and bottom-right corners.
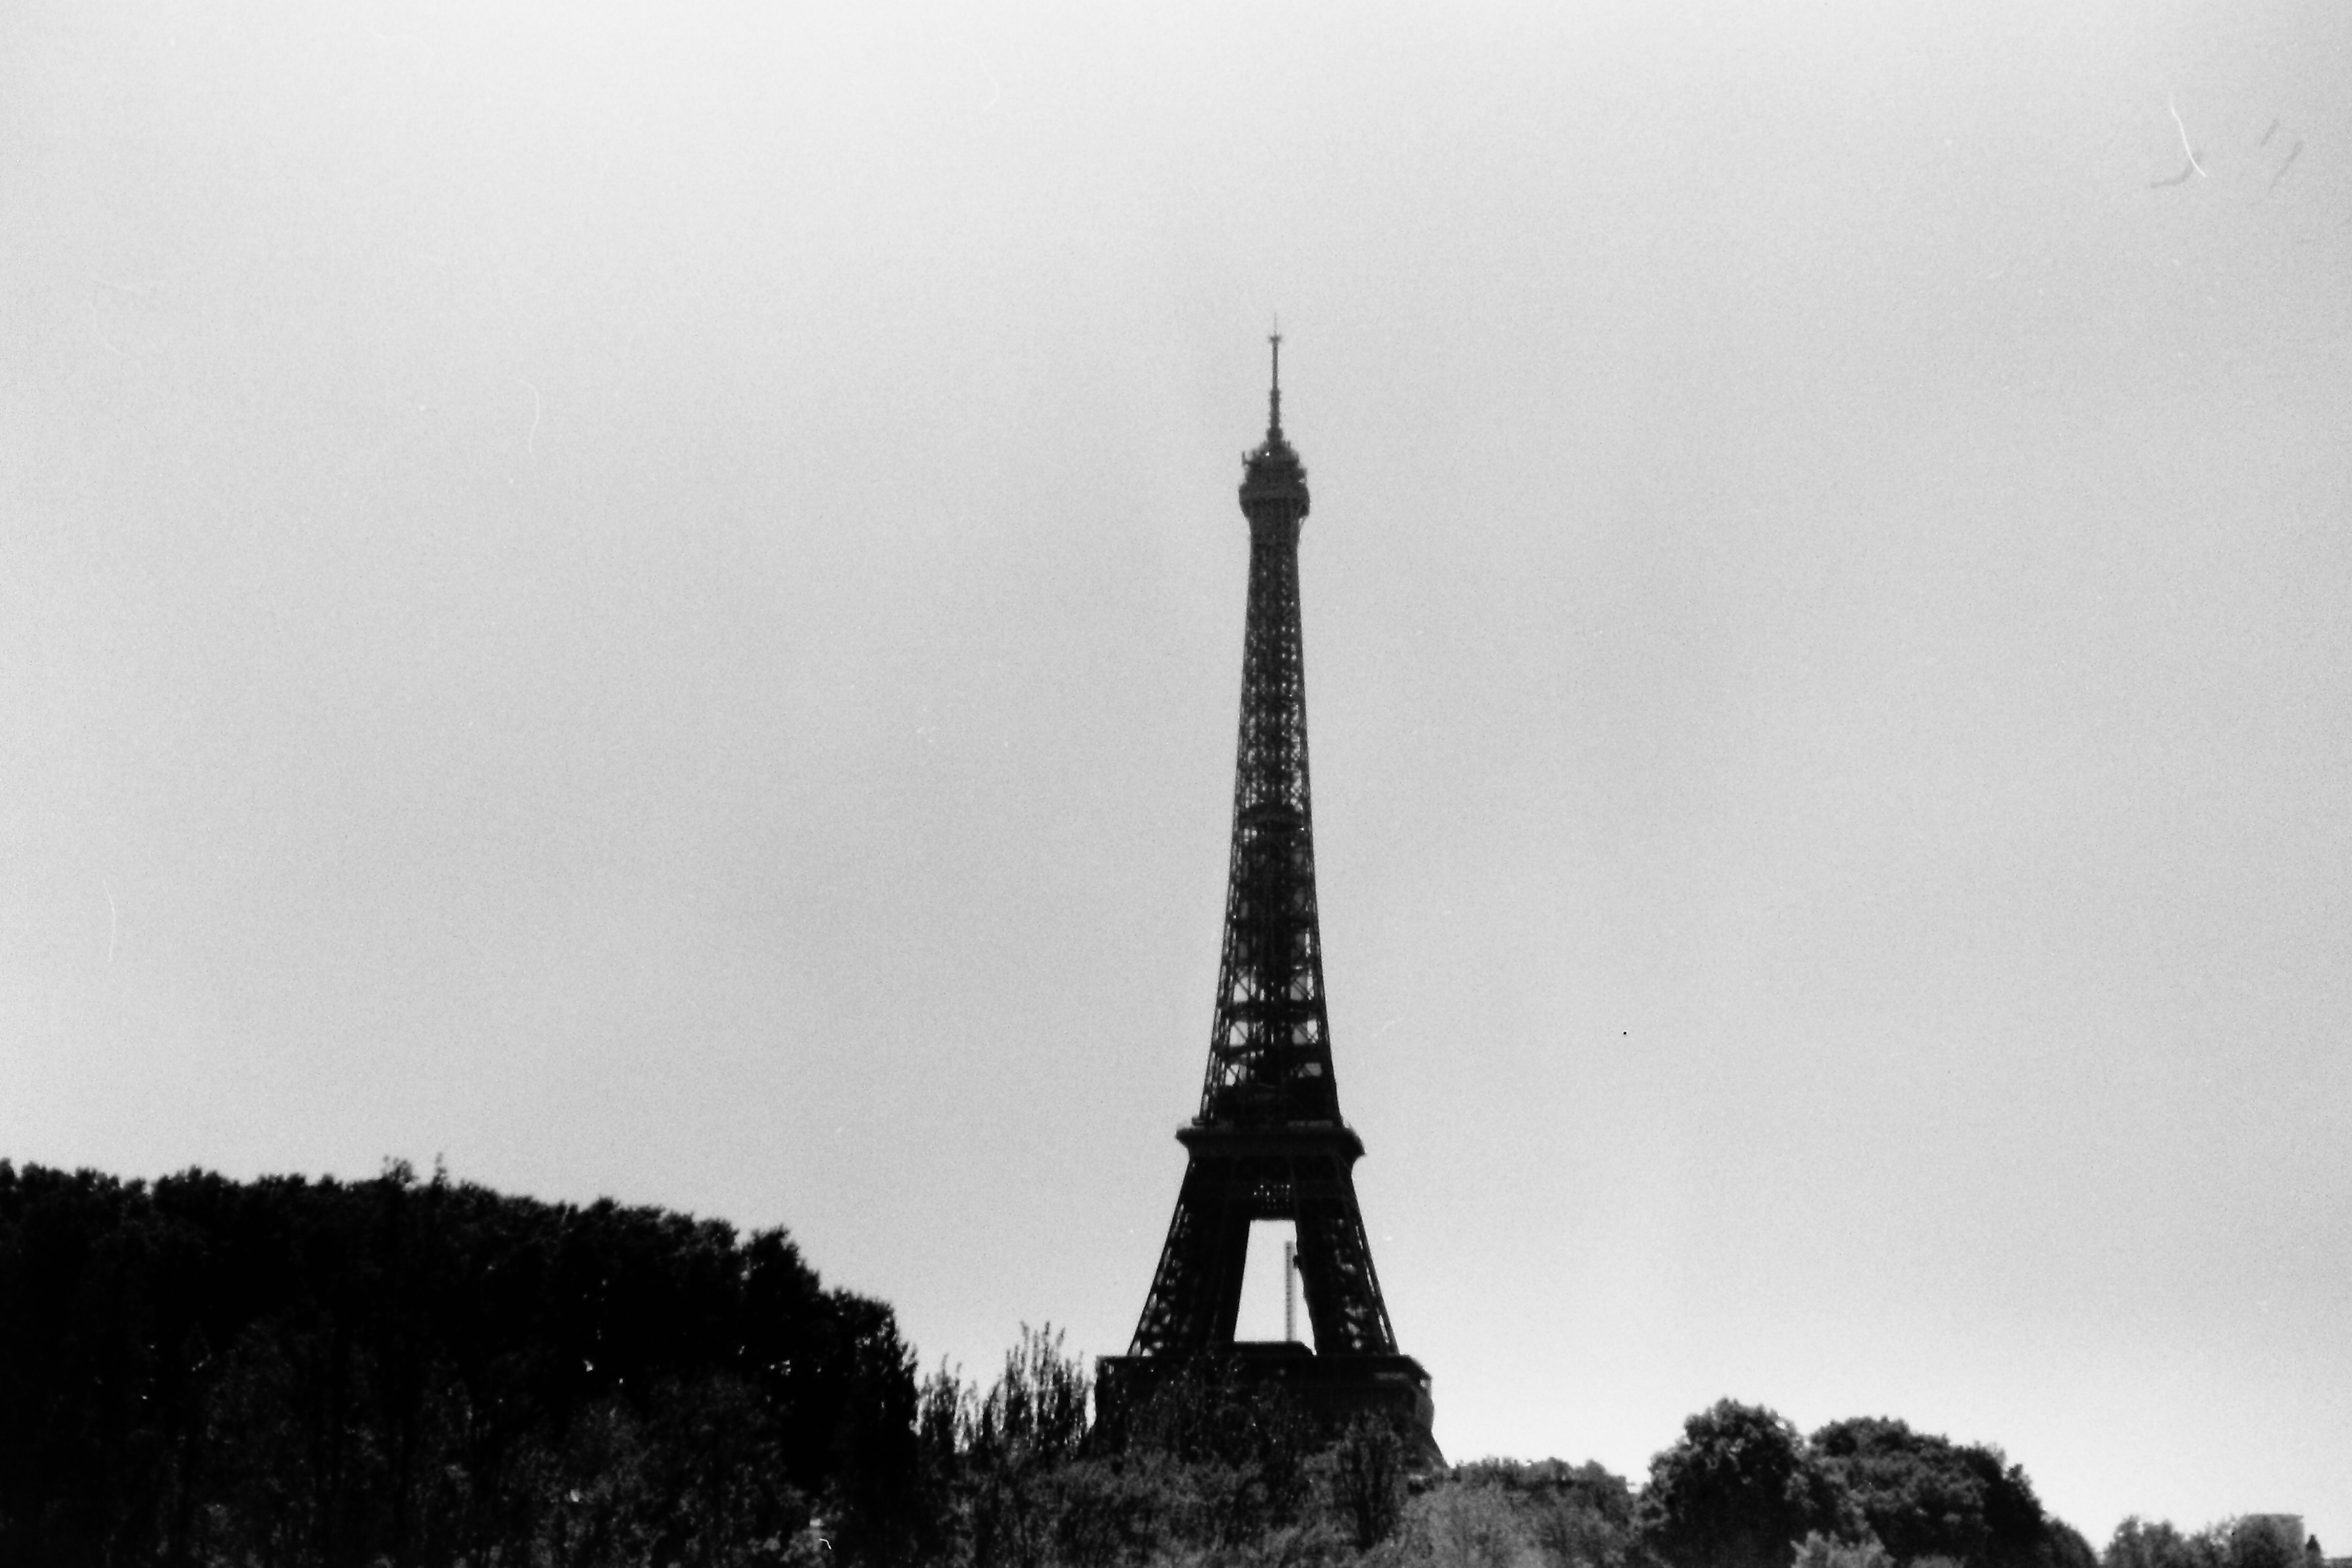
[1268, 318, 1283, 436]
[1283, 1238, 1297, 1341]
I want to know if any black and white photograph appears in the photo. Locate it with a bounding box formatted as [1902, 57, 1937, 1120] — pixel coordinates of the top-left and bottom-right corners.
[2, 2, 2346, 1562]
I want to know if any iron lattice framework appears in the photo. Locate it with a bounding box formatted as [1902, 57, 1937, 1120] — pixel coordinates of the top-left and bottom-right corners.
[1117, 343, 1427, 1436]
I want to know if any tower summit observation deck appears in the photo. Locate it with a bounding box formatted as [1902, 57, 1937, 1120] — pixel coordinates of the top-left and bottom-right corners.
[1098, 337, 1436, 1456]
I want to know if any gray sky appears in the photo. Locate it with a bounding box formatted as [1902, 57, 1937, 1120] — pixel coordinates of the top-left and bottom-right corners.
[4, 0, 2348, 1545]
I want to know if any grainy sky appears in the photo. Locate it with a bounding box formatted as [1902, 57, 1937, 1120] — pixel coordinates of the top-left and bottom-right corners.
[4, 0, 2348, 1546]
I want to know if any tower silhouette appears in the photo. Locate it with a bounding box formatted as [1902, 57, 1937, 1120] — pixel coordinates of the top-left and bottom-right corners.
[1098, 337, 1435, 1452]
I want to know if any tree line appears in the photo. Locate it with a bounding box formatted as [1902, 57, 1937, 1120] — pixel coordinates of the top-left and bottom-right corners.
[0, 1159, 916, 1566]
[0, 1161, 2324, 1568]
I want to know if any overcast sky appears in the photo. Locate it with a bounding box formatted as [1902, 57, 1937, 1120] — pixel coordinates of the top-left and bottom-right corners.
[4, 0, 2349, 1547]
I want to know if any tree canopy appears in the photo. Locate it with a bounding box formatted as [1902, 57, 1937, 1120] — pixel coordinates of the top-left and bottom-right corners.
[1638, 1400, 1855, 1568]
[2103, 1514, 2326, 1568]
[1811, 1416, 2050, 1568]
[1637, 1403, 2097, 1568]
[0, 1159, 916, 1567]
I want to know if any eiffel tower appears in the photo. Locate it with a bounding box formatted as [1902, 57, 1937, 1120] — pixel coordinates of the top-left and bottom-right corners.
[1097, 337, 1436, 1455]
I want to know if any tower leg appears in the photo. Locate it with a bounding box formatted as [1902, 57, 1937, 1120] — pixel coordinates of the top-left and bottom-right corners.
[1130, 1158, 1256, 1355]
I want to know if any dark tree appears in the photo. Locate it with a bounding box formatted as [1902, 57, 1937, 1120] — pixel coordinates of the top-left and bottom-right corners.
[926, 1324, 1097, 1568]
[0, 1159, 917, 1568]
[2046, 1519, 2101, 1568]
[1638, 1400, 1853, 1568]
[1327, 1414, 1409, 1549]
[1812, 1417, 2056, 1568]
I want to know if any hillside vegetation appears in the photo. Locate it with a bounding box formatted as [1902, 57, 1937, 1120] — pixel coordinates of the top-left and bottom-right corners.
[0, 1163, 2315, 1568]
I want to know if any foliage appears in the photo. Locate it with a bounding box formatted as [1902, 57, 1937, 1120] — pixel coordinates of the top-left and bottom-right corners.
[0, 1158, 916, 1567]
[1810, 1417, 2049, 1568]
[2048, 1523, 2103, 1568]
[933, 1324, 1098, 1568]
[918, 1339, 1640, 1567]
[1106, 1354, 1333, 1550]
[2105, 1516, 2324, 1568]
[1370, 1479, 1549, 1568]
[1638, 1403, 2101, 1568]
[2107, 1516, 2222, 1568]
[1356, 1462, 1637, 1568]
[1328, 1416, 1411, 1550]
[1415, 1460, 1638, 1568]
[1638, 1400, 1856, 1568]
[2218, 1518, 2318, 1568]
[922, 1337, 1356, 1566]
[1796, 1531, 1898, 1568]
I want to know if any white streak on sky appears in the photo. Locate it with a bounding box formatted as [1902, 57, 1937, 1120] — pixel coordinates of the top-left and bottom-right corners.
[2169, 94, 2207, 176]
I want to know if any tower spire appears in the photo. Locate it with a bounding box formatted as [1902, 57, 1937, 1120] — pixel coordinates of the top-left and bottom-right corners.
[1268, 323, 1283, 437]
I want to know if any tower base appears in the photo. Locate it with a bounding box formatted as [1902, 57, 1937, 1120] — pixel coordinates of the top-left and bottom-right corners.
[1096, 1345, 1441, 1468]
